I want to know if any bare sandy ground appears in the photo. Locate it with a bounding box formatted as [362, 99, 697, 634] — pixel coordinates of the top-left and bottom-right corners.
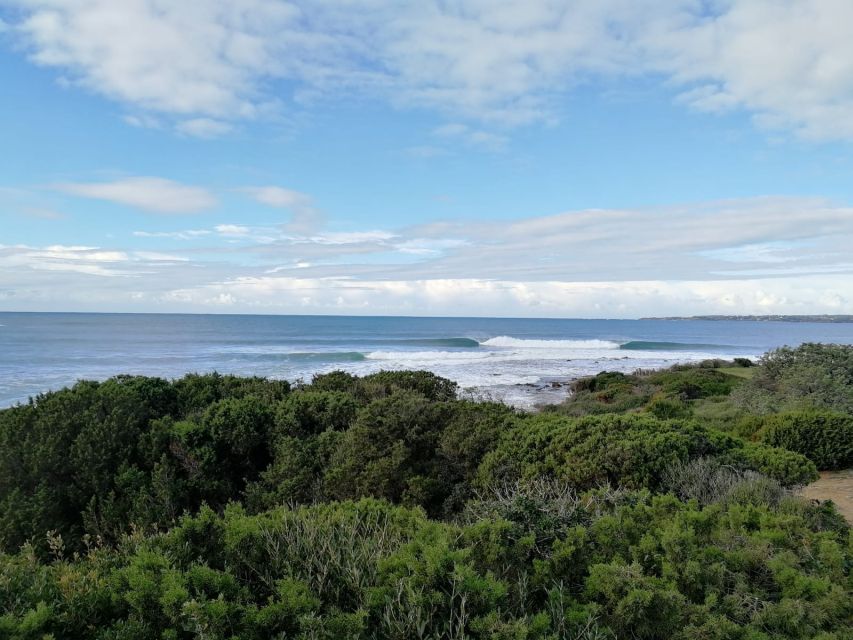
[799, 469, 853, 524]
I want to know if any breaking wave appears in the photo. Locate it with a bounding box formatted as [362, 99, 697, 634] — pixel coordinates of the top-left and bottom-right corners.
[481, 336, 622, 349]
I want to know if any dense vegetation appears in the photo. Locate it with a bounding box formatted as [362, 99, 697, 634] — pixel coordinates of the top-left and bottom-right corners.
[0, 343, 850, 638]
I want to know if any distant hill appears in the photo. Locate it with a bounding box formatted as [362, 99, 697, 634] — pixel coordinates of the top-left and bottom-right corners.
[641, 314, 853, 323]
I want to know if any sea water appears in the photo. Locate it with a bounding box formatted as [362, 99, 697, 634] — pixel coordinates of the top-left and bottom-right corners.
[3, 312, 853, 408]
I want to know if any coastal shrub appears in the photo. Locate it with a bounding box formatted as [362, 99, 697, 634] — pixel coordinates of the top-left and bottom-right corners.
[359, 370, 459, 401]
[479, 412, 817, 491]
[274, 390, 358, 437]
[551, 372, 652, 416]
[244, 430, 344, 509]
[753, 410, 853, 470]
[722, 441, 818, 487]
[309, 369, 459, 403]
[644, 393, 690, 419]
[324, 391, 455, 512]
[0, 494, 847, 640]
[731, 343, 853, 414]
[0, 370, 464, 554]
[570, 371, 637, 393]
[553, 361, 744, 418]
[645, 366, 739, 399]
[663, 457, 787, 507]
[308, 370, 360, 394]
[174, 372, 290, 416]
[0, 360, 848, 640]
[691, 395, 748, 433]
[0, 377, 179, 551]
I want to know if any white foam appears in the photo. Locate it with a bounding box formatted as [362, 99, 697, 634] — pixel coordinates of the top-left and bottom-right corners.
[481, 336, 621, 349]
[366, 350, 495, 364]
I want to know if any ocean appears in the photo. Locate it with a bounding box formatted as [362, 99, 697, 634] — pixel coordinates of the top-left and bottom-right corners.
[3, 312, 853, 408]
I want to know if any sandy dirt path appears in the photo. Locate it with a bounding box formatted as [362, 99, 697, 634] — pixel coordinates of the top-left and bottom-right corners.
[799, 469, 853, 524]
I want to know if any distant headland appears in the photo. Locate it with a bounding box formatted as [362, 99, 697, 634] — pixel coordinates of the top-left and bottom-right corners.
[641, 314, 853, 323]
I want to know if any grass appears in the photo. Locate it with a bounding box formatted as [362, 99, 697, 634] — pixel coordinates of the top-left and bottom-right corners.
[718, 366, 757, 379]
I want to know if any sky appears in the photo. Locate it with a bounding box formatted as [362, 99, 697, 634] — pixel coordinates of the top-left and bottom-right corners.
[1, 0, 853, 318]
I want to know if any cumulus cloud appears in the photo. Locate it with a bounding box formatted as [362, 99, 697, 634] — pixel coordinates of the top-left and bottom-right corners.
[647, 0, 853, 140]
[9, 0, 299, 118]
[6, 1, 853, 140]
[53, 177, 217, 213]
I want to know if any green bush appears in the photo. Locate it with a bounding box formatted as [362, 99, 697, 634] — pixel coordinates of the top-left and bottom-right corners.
[551, 372, 652, 416]
[691, 395, 748, 433]
[646, 367, 740, 399]
[552, 361, 744, 419]
[755, 410, 853, 470]
[0, 495, 847, 640]
[324, 391, 454, 512]
[478, 412, 815, 491]
[275, 390, 358, 437]
[732, 343, 853, 414]
[724, 441, 818, 486]
[359, 370, 459, 401]
[644, 394, 690, 419]
[0, 370, 464, 553]
[0, 357, 848, 639]
[173, 372, 290, 416]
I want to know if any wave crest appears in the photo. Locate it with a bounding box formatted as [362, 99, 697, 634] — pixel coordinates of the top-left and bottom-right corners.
[481, 336, 621, 349]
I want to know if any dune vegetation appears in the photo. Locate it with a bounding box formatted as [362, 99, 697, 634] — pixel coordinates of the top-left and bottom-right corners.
[0, 344, 850, 639]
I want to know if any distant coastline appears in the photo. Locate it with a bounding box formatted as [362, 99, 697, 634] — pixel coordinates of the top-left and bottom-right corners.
[640, 314, 853, 323]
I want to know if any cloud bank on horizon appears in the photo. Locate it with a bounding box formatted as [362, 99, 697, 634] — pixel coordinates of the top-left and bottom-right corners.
[1, 0, 853, 317]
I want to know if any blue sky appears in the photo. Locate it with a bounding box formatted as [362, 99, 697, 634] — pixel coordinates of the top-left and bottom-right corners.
[2, 0, 853, 317]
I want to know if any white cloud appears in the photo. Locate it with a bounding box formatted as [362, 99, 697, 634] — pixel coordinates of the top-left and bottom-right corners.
[133, 229, 211, 239]
[122, 113, 163, 130]
[307, 231, 396, 245]
[645, 0, 853, 140]
[54, 177, 217, 213]
[10, 0, 299, 118]
[243, 185, 307, 208]
[132, 251, 189, 262]
[0, 243, 136, 277]
[214, 224, 251, 237]
[124, 195, 853, 283]
[698, 242, 807, 265]
[7, 1, 853, 140]
[240, 186, 322, 232]
[175, 117, 234, 138]
[385, 197, 853, 282]
[3, 196, 853, 315]
[156, 274, 853, 318]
